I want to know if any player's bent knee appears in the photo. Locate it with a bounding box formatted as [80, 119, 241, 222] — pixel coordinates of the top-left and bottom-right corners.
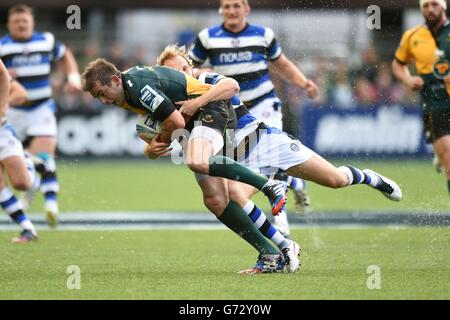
[11, 178, 31, 191]
[326, 176, 348, 189]
[203, 194, 228, 216]
[228, 189, 248, 208]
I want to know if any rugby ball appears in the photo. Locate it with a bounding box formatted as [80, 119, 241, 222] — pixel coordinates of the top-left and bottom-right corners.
[136, 114, 162, 141]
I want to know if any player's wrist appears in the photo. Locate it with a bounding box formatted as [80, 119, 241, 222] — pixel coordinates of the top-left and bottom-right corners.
[143, 146, 158, 160]
[302, 79, 311, 89]
[67, 72, 81, 87]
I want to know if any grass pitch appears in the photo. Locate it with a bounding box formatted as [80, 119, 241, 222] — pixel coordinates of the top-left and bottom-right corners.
[1, 227, 449, 299]
[2, 159, 449, 300]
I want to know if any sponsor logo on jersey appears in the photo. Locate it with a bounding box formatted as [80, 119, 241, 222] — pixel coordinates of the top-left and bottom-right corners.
[219, 51, 252, 64]
[12, 53, 42, 66]
[127, 80, 133, 87]
[139, 85, 164, 112]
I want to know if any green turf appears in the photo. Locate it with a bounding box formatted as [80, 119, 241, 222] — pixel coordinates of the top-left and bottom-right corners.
[0, 227, 449, 299]
[27, 159, 449, 213]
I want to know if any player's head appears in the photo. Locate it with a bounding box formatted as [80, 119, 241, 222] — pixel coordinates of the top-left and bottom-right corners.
[220, 0, 250, 30]
[157, 44, 194, 76]
[7, 4, 34, 41]
[420, 0, 447, 25]
[81, 58, 125, 106]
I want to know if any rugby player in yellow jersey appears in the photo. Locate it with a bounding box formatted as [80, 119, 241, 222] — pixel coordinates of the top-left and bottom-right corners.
[392, 0, 450, 194]
[81, 58, 291, 273]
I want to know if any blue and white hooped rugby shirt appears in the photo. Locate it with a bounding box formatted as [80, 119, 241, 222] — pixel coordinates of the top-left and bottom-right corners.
[189, 23, 282, 109]
[0, 32, 65, 111]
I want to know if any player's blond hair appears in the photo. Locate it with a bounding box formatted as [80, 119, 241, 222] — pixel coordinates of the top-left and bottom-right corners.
[157, 44, 194, 68]
[81, 58, 121, 92]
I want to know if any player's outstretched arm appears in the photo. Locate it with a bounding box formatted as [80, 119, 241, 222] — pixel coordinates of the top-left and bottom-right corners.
[0, 60, 10, 117]
[60, 47, 82, 93]
[269, 54, 318, 99]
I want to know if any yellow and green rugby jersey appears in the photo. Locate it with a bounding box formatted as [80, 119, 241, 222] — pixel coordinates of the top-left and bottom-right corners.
[120, 65, 211, 121]
[395, 22, 450, 112]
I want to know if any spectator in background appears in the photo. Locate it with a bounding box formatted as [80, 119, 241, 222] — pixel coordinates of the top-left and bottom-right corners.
[358, 47, 381, 85]
[328, 60, 354, 109]
[353, 72, 378, 107]
[78, 43, 101, 72]
[309, 56, 331, 107]
[129, 46, 149, 66]
[107, 42, 128, 70]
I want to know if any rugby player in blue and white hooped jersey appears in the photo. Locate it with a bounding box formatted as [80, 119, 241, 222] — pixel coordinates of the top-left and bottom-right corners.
[0, 4, 81, 227]
[189, 0, 319, 236]
[0, 58, 39, 243]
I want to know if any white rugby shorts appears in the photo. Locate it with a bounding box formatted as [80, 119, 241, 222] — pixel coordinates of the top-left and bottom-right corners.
[6, 101, 57, 142]
[0, 124, 25, 161]
[237, 127, 315, 175]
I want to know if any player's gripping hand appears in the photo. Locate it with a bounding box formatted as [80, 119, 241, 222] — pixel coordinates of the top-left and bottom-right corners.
[177, 99, 202, 122]
[304, 79, 319, 99]
[143, 134, 172, 160]
[405, 76, 424, 91]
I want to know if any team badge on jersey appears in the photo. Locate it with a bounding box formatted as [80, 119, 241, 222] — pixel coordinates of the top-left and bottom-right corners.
[139, 85, 164, 112]
[202, 114, 214, 123]
[290, 143, 300, 152]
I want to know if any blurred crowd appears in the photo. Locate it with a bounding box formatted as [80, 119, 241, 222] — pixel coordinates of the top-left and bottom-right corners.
[52, 44, 420, 113]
